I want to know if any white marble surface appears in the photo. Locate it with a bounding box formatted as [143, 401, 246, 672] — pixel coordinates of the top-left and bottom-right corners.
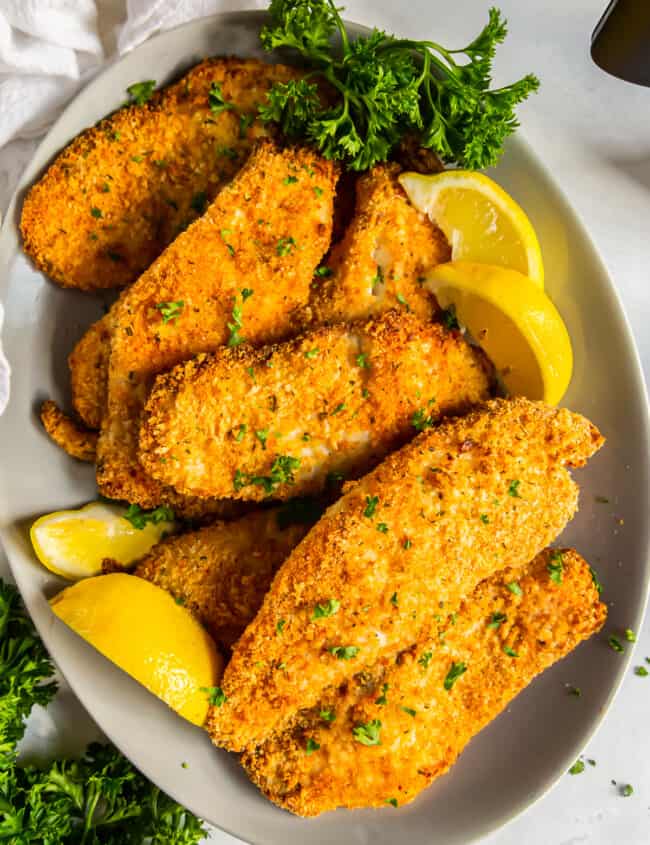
[1, 1, 649, 843]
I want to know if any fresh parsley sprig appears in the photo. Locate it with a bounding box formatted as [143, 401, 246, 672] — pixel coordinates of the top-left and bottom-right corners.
[258, 1, 538, 171]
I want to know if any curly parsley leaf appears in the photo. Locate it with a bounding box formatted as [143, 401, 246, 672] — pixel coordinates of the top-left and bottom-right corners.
[126, 79, 156, 105]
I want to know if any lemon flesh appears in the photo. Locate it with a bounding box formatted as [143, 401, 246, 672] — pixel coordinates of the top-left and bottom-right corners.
[426, 262, 573, 405]
[31, 502, 176, 580]
[399, 170, 544, 287]
[50, 573, 223, 725]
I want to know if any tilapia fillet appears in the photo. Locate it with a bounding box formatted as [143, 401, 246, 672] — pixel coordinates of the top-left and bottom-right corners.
[207, 398, 604, 751]
[138, 311, 491, 501]
[20, 58, 300, 291]
[241, 549, 606, 815]
[95, 141, 338, 512]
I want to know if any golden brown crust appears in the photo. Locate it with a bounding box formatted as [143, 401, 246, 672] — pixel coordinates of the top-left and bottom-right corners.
[138, 311, 491, 500]
[135, 506, 319, 648]
[40, 400, 98, 462]
[20, 58, 301, 291]
[95, 141, 338, 513]
[206, 398, 604, 751]
[308, 163, 450, 326]
[69, 316, 111, 429]
[241, 548, 606, 815]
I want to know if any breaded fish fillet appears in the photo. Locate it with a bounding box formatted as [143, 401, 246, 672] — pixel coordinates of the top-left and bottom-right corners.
[135, 501, 322, 647]
[207, 398, 603, 751]
[308, 163, 450, 325]
[20, 58, 300, 291]
[138, 311, 491, 501]
[96, 142, 338, 513]
[241, 548, 606, 815]
[39, 401, 97, 462]
[69, 316, 111, 430]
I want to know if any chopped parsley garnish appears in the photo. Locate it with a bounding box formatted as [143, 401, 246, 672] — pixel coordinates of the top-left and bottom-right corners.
[364, 495, 379, 518]
[506, 581, 522, 596]
[352, 719, 382, 746]
[155, 300, 184, 324]
[100, 182, 110, 193]
[403, 538, 412, 550]
[595, 495, 610, 504]
[634, 666, 648, 677]
[589, 565, 603, 595]
[507, 479, 522, 497]
[401, 706, 416, 717]
[314, 185, 323, 197]
[568, 686, 581, 697]
[620, 783, 634, 797]
[503, 645, 518, 658]
[411, 407, 436, 432]
[233, 454, 301, 495]
[320, 709, 336, 722]
[201, 685, 227, 707]
[276, 619, 286, 635]
[126, 79, 156, 105]
[547, 550, 563, 584]
[190, 191, 208, 214]
[569, 760, 585, 775]
[376, 522, 388, 533]
[371, 265, 384, 292]
[283, 175, 298, 184]
[123, 504, 174, 529]
[276, 235, 296, 256]
[328, 645, 359, 660]
[220, 228, 235, 256]
[396, 293, 410, 310]
[304, 348, 319, 358]
[90, 206, 103, 218]
[608, 636, 624, 653]
[480, 513, 490, 524]
[625, 628, 636, 642]
[441, 305, 460, 330]
[312, 599, 340, 620]
[314, 265, 332, 277]
[255, 428, 269, 450]
[235, 423, 247, 442]
[443, 661, 467, 690]
[390, 592, 398, 606]
[375, 683, 389, 705]
[355, 353, 370, 368]
[208, 81, 235, 115]
[385, 798, 398, 808]
[305, 737, 320, 755]
[227, 289, 252, 347]
[418, 651, 432, 669]
[488, 612, 507, 629]
[331, 402, 346, 415]
[174, 596, 185, 606]
[239, 112, 255, 137]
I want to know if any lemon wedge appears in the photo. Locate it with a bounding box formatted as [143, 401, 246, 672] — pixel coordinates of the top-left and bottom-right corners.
[426, 262, 572, 405]
[50, 573, 223, 725]
[31, 501, 176, 580]
[399, 170, 544, 287]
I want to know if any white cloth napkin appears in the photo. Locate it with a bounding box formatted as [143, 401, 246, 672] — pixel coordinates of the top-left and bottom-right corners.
[0, 0, 267, 417]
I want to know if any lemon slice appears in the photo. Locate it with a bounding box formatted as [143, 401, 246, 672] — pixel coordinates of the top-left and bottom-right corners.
[50, 573, 223, 725]
[31, 501, 176, 580]
[399, 170, 544, 287]
[426, 262, 572, 405]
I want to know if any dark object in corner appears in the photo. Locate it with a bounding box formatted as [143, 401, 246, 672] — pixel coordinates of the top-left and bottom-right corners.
[591, 0, 650, 87]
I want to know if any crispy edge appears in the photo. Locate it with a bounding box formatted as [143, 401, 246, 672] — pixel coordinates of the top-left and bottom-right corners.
[40, 400, 98, 462]
[68, 315, 111, 430]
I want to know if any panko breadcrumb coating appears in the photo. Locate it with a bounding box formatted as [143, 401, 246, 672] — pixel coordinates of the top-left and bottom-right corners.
[308, 163, 450, 325]
[95, 142, 338, 514]
[20, 58, 300, 291]
[241, 548, 606, 816]
[134, 502, 322, 648]
[138, 310, 491, 501]
[39, 401, 97, 462]
[207, 398, 604, 751]
[69, 316, 111, 430]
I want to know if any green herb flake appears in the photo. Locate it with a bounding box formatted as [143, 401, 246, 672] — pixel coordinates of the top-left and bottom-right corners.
[239, 112, 255, 137]
[503, 645, 518, 658]
[331, 402, 346, 415]
[620, 784, 634, 797]
[312, 599, 341, 620]
[443, 661, 467, 690]
[123, 504, 174, 529]
[352, 719, 382, 746]
[356, 353, 370, 368]
[314, 186, 323, 197]
[507, 479, 522, 498]
[608, 636, 624, 653]
[276, 235, 296, 256]
[385, 798, 398, 808]
[305, 737, 320, 755]
[126, 79, 156, 105]
[315, 265, 332, 277]
[403, 538, 412, 550]
[418, 651, 432, 669]
[90, 206, 103, 218]
[634, 666, 648, 677]
[304, 348, 319, 359]
[375, 683, 389, 705]
[625, 628, 636, 642]
[329, 645, 359, 660]
[488, 612, 507, 629]
[364, 495, 379, 518]
[276, 618, 286, 635]
[208, 81, 235, 115]
[595, 495, 610, 504]
[390, 592, 398, 606]
[568, 686, 581, 697]
[589, 565, 603, 594]
[548, 550, 564, 584]
[283, 175, 298, 185]
[506, 581, 523, 596]
[255, 428, 269, 450]
[411, 407, 435, 432]
[401, 706, 416, 717]
[155, 300, 184, 324]
[235, 423, 247, 442]
[233, 454, 301, 495]
[320, 709, 336, 722]
[201, 685, 227, 707]
[569, 760, 585, 775]
[376, 522, 388, 533]
[480, 513, 489, 524]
